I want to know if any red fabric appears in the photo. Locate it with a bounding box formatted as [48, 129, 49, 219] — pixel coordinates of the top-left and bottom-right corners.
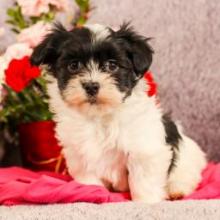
[5, 56, 40, 92]
[0, 163, 220, 205]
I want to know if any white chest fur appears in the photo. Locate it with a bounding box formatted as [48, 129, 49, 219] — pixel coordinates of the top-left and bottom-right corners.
[48, 79, 167, 191]
[59, 111, 130, 191]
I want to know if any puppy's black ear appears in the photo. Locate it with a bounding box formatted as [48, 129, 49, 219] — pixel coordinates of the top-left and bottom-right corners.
[30, 23, 68, 68]
[115, 24, 153, 77]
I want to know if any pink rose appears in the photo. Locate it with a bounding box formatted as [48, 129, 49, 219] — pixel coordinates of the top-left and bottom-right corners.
[17, 0, 69, 17]
[17, 21, 52, 48]
[17, 0, 50, 17]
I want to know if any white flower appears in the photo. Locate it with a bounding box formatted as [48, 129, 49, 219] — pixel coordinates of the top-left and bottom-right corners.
[17, 21, 52, 48]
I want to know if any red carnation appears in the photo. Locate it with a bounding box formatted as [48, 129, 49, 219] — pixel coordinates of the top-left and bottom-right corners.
[5, 56, 40, 92]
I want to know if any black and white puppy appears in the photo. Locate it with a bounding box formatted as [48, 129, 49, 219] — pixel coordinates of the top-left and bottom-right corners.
[31, 24, 206, 203]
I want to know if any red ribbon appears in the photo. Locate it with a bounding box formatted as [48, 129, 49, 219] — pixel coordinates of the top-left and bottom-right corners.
[144, 71, 157, 97]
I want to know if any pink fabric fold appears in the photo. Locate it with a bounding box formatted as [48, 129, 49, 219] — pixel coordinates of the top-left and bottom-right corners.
[0, 163, 220, 205]
[0, 167, 130, 205]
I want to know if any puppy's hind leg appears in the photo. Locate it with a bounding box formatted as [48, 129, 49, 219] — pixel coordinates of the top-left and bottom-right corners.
[167, 135, 206, 199]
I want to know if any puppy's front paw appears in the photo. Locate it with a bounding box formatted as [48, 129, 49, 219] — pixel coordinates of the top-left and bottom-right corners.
[131, 193, 165, 204]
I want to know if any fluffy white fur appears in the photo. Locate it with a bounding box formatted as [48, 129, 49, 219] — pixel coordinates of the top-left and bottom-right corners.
[47, 76, 206, 203]
[45, 24, 207, 204]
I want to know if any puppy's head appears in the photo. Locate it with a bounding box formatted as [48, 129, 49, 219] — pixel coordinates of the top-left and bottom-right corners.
[31, 23, 153, 114]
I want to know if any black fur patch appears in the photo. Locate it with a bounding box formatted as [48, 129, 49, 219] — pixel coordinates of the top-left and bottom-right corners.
[162, 114, 182, 174]
[30, 23, 154, 98]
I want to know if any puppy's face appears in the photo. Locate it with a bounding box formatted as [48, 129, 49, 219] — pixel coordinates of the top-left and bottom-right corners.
[31, 24, 153, 114]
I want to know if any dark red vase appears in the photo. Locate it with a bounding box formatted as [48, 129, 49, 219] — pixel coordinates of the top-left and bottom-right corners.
[19, 120, 67, 173]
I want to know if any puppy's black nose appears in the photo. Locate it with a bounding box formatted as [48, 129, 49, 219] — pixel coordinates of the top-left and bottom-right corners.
[82, 82, 100, 96]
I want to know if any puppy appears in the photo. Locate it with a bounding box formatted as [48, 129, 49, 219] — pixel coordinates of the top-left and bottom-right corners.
[31, 23, 206, 203]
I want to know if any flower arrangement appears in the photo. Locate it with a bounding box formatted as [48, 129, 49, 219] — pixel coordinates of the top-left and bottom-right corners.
[0, 0, 89, 145]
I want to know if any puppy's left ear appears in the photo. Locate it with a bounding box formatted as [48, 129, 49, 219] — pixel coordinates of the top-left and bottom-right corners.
[30, 23, 68, 70]
[115, 24, 154, 77]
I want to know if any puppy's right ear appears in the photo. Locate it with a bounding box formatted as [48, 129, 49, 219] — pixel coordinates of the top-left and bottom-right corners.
[30, 24, 68, 68]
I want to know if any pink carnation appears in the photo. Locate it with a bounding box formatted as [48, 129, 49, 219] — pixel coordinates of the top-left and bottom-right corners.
[17, 0, 69, 16]
[17, 21, 52, 48]
[4, 43, 33, 64]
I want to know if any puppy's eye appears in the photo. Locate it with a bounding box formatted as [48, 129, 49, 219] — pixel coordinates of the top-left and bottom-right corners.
[103, 60, 118, 72]
[68, 60, 81, 72]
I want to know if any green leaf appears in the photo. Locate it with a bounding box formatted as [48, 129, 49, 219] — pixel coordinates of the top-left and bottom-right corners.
[75, 0, 90, 26]
[7, 8, 16, 17]
[11, 28, 20, 34]
[75, 0, 89, 12]
[6, 19, 17, 25]
[6, 5, 28, 31]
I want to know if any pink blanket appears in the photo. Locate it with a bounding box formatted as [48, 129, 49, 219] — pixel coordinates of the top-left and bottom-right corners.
[0, 163, 219, 205]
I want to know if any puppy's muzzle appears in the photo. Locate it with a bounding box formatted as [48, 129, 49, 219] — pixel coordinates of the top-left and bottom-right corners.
[82, 81, 100, 97]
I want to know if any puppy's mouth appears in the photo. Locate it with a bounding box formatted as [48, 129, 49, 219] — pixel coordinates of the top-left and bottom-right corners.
[86, 96, 107, 105]
[87, 96, 97, 105]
